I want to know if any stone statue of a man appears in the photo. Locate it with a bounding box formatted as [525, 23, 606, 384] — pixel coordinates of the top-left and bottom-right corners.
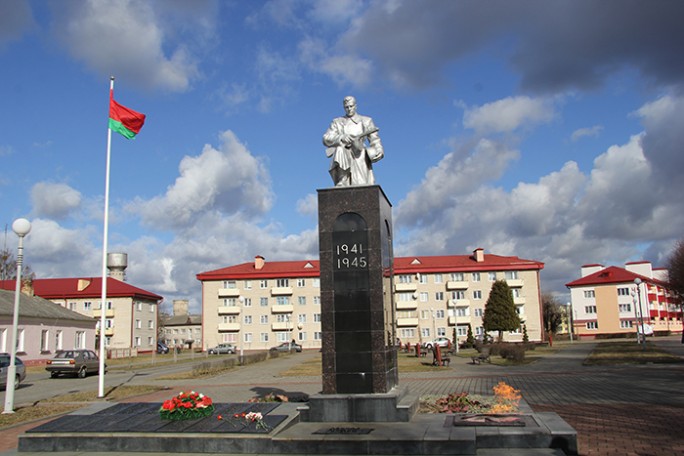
[323, 96, 384, 186]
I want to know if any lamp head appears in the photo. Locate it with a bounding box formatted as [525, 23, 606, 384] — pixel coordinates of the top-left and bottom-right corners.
[12, 218, 31, 237]
[634, 278, 642, 285]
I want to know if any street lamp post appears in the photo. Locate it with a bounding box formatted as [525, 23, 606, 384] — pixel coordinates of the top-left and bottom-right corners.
[566, 302, 574, 343]
[634, 278, 647, 350]
[3, 218, 31, 414]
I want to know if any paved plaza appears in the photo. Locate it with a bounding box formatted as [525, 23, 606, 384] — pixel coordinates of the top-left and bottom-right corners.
[1, 336, 683, 455]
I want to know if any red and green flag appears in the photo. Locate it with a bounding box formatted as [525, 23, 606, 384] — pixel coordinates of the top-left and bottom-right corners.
[109, 90, 146, 139]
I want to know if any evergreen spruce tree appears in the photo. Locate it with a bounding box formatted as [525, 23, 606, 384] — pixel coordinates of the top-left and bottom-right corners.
[482, 280, 521, 342]
[522, 324, 529, 343]
[465, 323, 475, 348]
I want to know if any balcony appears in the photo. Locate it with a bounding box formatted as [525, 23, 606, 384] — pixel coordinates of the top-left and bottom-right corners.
[396, 301, 418, 310]
[271, 305, 294, 314]
[395, 283, 418, 292]
[449, 299, 471, 308]
[446, 281, 469, 290]
[96, 308, 115, 318]
[271, 287, 293, 296]
[104, 327, 114, 336]
[218, 323, 240, 332]
[218, 306, 241, 315]
[505, 279, 524, 288]
[396, 318, 419, 327]
[513, 296, 526, 305]
[217, 287, 240, 298]
[448, 316, 471, 326]
[271, 322, 291, 331]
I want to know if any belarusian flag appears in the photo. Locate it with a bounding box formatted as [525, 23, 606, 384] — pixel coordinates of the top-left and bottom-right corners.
[109, 91, 146, 139]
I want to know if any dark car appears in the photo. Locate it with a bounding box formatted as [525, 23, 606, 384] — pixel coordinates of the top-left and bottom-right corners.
[157, 342, 170, 354]
[46, 349, 105, 378]
[208, 343, 236, 355]
[270, 342, 302, 353]
[0, 353, 26, 390]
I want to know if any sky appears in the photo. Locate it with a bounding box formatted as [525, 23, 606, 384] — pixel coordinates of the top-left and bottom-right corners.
[1, 0, 683, 314]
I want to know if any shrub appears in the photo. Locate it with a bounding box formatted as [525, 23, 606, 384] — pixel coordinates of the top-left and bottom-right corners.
[498, 344, 525, 362]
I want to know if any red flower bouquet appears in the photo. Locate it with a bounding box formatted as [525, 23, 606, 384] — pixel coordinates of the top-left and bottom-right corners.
[159, 391, 215, 420]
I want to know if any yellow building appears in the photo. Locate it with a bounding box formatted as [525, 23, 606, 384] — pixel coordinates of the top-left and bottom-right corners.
[566, 261, 682, 339]
[197, 249, 545, 351]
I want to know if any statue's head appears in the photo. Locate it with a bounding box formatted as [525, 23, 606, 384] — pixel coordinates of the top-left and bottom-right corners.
[343, 96, 357, 117]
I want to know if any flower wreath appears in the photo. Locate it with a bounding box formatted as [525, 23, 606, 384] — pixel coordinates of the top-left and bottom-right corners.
[159, 391, 215, 420]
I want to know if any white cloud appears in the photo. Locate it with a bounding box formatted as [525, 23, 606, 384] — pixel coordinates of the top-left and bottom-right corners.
[31, 182, 82, 219]
[308, 0, 364, 25]
[51, 0, 203, 92]
[0, 0, 33, 49]
[462, 96, 556, 134]
[296, 193, 318, 218]
[127, 130, 273, 229]
[571, 125, 603, 142]
[298, 37, 373, 88]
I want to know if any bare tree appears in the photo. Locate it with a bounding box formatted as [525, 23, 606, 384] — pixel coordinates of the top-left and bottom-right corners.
[666, 238, 684, 343]
[0, 248, 35, 282]
[542, 293, 564, 335]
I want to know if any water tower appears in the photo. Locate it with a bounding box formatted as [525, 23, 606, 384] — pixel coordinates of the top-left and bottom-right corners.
[107, 253, 128, 281]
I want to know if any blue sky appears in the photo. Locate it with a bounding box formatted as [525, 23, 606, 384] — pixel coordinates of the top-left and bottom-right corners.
[2, 0, 683, 313]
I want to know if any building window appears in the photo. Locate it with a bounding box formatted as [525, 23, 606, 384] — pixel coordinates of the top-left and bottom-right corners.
[314, 332, 322, 340]
[419, 275, 428, 284]
[297, 278, 306, 287]
[398, 292, 413, 302]
[298, 314, 306, 323]
[224, 315, 238, 323]
[420, 310, 430, 320]
[277, 332, 289, 343]
[313, 296, 321, 305]
[398, 275, 412, 283]
[314, 313, 321, 322]
[149, 304, 155, 313]
[244, 280, 252, 289]
[437, 327, 446, 336]
[260, 297, 269, 307]
[617, 287, 630, 296]
[584, 290, 595, 298]
[84, 302, 92, 311]
[75, 331, 85, 349]
[223, 298, 238, 306]
[260, 280, 268, 289]
[135, 319, 141, 329]
[136, 302, 142, 312]
[276, 278, 289, 287]
[419, 292, 428, 302]
[69, 302, 77, 311]
[134, 337, 141, 347]
[456, 308, 469, 317]
[457, 326, 468, 336]
[243, 298, 252, 307]
[473, 290, 482, 300]
[619, 303, 632, 312]
[299, 332, 307, 341]
[244, 333, 252, 343]
[298, 296, 307, 305]
[260, 333, 269, 342]
[488, 272, 497, 281]
[586, 321, 598, 330]
[585, 305, 597, 314]
[505, 271, 518, 280]
[313, 278, 320, 288]
[435, 309, 445, 318]
[474, 308, 484, 317]
[276, 314, 289, 323]
[399, 328, 415, 338]
[451, 272, 464, 281]
[148, 320, 154, 329]
[55, 330, 63, 350]
[620, 320, 633, 329]
[223, 280, 237, 288]
[451, 290, 466, 300]
[276, 296, 290, 305]
[148, 336, 154, 346]
[472, 272, 481, 282]
[244, 315, 252, 324]
[512, 288, 521, 298]
[41, 330, 49, 352]
[435, 292, 444, 301]
[421, 328, 430, 338]
[434, 274, 443, 284]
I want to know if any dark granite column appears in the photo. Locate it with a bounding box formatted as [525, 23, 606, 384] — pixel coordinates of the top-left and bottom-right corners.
[318, 185, 397, 394]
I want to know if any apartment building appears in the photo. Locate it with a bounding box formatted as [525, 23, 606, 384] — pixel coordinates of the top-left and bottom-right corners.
[565, 261, 682, 339]
[162, 299, 202, 350]
[197, 249, 545, 351]
[2, 277, 163, 353]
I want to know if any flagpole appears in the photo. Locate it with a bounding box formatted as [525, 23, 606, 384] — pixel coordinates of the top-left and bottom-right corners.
[98, 76, 115, 398]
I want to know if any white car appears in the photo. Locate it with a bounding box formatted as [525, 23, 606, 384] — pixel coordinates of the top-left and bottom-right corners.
[208, 343, 236, 355]
[421, 337, 452, 350]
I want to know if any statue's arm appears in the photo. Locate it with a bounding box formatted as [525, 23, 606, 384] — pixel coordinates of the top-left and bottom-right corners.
[323, 120, 344, 147]
[365, 119, 384, 162]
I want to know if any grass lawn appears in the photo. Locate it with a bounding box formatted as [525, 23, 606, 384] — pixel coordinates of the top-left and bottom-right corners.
[584, 340, 683, 365]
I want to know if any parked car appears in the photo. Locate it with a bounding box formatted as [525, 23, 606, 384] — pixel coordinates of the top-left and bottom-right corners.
[46, 349, 105, 378]
[421, 337, 452, 350]
[156, 342, 170, 354]
[208, 343, 236, 355]
[0, 353, 26, 390]
[270, 342, 302, 353]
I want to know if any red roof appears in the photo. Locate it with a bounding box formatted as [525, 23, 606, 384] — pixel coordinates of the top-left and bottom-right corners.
[0, 277, 162, 301]
[565, 265, 667, 288]
[196, 253, 544, 281]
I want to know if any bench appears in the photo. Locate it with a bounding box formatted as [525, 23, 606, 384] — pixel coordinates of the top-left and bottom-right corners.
[432, 357, 450, 367]
[471, 348, 491, 365]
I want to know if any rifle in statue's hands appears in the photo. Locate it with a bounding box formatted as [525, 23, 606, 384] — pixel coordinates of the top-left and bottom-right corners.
[344, 127, 379, 149]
